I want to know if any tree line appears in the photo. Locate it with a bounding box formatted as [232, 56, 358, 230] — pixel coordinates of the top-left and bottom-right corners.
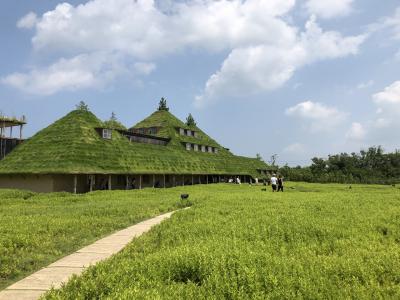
[279, 146, 400, 184]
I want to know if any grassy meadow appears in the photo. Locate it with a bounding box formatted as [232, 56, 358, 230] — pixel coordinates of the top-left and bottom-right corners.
[0, 188, 187, 290]
[37, 182, 400, 299]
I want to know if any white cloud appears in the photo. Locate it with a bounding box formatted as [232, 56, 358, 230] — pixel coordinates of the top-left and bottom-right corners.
[348, 81, 400, 149]
[4, 0, 365, 98]
[17, 12, 38, 29]
[283, 143, 307, 154]
[305, 0, 354, 19]
[196, 16, 365, 107]
[369, 7, 400, 40]
[357, 80, 374, 89]
[346, 122, 366, 140]
[2, 52, 126, 95]
[285, 100, 347, 132]
[133, 62, 156, 75]
[373, 81, 400, 105]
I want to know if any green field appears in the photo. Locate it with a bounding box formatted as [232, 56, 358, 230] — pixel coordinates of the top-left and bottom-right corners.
[0, 188, 187, 290]
[36, 183, 400, 299]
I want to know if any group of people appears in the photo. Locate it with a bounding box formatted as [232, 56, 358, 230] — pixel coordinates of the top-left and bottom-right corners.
[270, 174, 284, 192]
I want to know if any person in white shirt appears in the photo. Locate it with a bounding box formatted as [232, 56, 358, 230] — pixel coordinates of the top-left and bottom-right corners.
[270, 174, 277, 192]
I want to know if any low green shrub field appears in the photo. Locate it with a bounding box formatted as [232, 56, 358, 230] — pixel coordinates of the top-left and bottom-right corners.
[41, 183, 400, 299]
[0, 188, 185, 290]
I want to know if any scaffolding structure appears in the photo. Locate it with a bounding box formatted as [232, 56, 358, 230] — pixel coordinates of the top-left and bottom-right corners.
[0, 115, 26, 160]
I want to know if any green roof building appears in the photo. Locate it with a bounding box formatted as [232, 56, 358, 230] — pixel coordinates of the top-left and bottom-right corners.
[0, 104, 272, 193]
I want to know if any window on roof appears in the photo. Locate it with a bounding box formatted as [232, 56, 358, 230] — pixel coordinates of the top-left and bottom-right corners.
[102, 129, 112, 140]
[179, 128, 185, 135]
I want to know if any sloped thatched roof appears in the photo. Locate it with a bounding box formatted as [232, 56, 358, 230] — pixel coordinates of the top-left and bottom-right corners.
[0, 109, 270, 177]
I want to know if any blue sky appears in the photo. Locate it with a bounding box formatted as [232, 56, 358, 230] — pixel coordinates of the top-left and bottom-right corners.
[0, 0, 399, 166]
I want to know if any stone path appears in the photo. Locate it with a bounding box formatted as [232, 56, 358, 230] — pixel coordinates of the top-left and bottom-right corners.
[0, 211, 176, 300]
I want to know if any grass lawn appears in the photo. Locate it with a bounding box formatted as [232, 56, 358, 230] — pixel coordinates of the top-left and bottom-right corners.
[41, 182, 400, 299]
[0, 188, 187, 290]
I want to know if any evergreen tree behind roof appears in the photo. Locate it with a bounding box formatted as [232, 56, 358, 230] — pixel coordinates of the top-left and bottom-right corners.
[158, 97, 169, 111]
[104, 112, 127, 130]
[186, 113, 196, 127]
[76, 101, 89, 111]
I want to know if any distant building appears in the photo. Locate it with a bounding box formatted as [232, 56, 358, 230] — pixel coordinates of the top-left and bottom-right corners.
[0, 115, 26, 160]
[0, 106, 272, 193]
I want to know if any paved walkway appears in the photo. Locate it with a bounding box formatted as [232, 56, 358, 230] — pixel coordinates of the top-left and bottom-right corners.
[0, 211, 177, 300]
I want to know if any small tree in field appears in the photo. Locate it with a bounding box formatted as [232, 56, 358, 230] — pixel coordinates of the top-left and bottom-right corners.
[76, 101, 89, 111]
[186, 113, 196, 126]
[256, 153, 264, 161]
[158, 97, 169, 111]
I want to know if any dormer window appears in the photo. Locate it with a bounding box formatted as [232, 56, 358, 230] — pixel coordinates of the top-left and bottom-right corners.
[102, 129, 112, 140]
[180, 128, 185, 135]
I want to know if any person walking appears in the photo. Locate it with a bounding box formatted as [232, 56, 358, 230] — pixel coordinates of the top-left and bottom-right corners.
[270, 174, 277, 192]
[277, 175, 284, 192]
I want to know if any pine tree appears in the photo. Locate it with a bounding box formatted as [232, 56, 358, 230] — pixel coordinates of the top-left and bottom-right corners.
[104, 112, 126, 130]
[75, 101, 89, 111]
[110, 111, 117, 122]
[158, 97, 169, 111]
[186, 113, 196, 126]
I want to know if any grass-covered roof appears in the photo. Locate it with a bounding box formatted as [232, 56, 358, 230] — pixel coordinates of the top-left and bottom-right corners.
[0, 109, 270, 178]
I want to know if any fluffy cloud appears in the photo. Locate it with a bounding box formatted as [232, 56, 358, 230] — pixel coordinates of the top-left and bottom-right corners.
[1, 52, 130, 95]
[196, 16, 365, 107]
[285, 100, 347, 132]
[346, 122, 366, 140]
[305, 0, 354, 19]
[17, 12, 38, 29]
[3, 0, 365, 98]
[346, 81, 400, 147]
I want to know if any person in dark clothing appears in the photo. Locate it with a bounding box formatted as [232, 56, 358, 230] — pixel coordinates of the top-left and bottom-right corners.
[277, 175, 284, 192]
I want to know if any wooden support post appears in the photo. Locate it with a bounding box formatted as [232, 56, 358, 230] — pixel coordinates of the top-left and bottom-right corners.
[73, 175, 77, 194]
[183, 175, 185, 186]
[108, 175, 112, 190]
[126, 175, 129, 190]
[153, 174, 155, 188]
[206, 175, 209, 184]
[163, 174, 166, 188]
[89, 175, 93, 192]
[173, 175, 176, 187]
[218, 175, 221, 183]
[139, 175, 142, 189]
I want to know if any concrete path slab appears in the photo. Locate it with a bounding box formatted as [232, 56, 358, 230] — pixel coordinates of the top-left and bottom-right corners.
[0, 210, 178, 300]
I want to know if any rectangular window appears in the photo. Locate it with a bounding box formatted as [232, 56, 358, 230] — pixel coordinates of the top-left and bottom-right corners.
[214, 148, 219, 154]
[187, 130, 191, 136]
[194, 144, 199, 151]
[102, 129, 112, 139]
[179, 128, 185, 135]
[186, 143, 191, 151]
[194, 132, 198, 138]
[208, 146, 213, 153]
[201, 145, 206, 152]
